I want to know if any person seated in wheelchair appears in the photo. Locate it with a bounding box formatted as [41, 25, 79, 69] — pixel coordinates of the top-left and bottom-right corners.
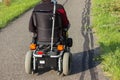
[29, 0, 70, 48]
[26, 1, 72, 75]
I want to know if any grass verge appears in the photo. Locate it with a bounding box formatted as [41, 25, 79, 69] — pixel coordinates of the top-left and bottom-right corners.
[0, 0, 40, 29]
[92, 0, 120, 80]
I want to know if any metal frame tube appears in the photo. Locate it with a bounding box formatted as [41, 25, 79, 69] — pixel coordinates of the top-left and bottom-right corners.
[58, 57, 61, 71]
[33, 56, 36, 70]
[50, 0, 57, 51]
[50, 51, 63, 58]
[33, 51, 63, 58]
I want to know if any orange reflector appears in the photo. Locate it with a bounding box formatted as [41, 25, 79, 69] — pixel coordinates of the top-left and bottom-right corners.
[30, 43, 36, 50]
[37, 51, 43, 55]
[57, 45, 64, 51]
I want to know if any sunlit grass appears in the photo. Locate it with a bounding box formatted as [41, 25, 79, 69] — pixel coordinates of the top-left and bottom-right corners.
[0, 0, 40, 28]
[92, 0, 120, 80]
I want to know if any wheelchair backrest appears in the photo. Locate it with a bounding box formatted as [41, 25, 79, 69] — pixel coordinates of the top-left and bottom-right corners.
[33, 10, 62, 43]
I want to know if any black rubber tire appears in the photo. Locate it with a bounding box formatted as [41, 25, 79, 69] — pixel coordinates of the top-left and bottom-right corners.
[67, 38, 73, 47]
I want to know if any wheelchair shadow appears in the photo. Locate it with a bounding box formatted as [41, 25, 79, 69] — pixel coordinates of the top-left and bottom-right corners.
[37, 68, 51, 75]
[71, 47, 101, 75]
[70, 0, 102, 75]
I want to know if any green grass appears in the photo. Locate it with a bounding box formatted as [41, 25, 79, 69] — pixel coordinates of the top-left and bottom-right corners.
[0, 0, 40, 29]
[92, 0, 120, 80]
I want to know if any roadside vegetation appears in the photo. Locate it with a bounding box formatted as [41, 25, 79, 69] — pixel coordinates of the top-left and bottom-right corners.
[0, 0, 40, 29]
[92, 0, 120, 80]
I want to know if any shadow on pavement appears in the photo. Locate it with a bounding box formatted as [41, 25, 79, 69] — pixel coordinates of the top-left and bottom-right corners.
[71, 47, 101, 75]
[70, 0, 101, 79]
[37, 68, 51, 75]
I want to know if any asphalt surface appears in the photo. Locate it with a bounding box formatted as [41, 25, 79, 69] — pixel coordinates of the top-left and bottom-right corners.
[0, 0, 109, 80]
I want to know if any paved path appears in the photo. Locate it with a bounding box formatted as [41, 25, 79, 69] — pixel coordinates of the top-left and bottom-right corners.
[0, 0, 109, 80]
